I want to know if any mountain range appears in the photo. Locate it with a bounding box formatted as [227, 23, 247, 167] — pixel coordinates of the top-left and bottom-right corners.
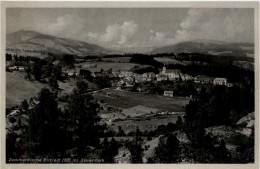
[151, 40, 254, 57]
[6, 30, 254, 58]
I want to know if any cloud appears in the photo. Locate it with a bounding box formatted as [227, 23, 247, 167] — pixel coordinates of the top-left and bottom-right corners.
[149, 30, 174, 47]
[87, 21, 138, 47]
[174, 9, 254, 43]
[33, 9, 253, 49]
[37, 16, 139, 47]
[38, 14, 84, 40]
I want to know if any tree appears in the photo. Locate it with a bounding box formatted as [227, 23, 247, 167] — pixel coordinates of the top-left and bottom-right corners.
[48, 74, 59, 90]
[94, 75, 111, 89]
[64, 79, 100, 158]
[117, 126, 126, 136]
[33, 60, 42, 80]
[129, 141, 143, 163]
[79, 69, 93, 82]
[61, 54, 75, 68]
[236, 130, 254, 163]
[6, 54, 12, 61]
[24, 56, 32, 80]
[214, 140, 232, 163]
[150, 134, 180, 163]
[101, 137, 111, 162]
[31, 88, 64, 157]
[33, 59, 48, 81]
[41, 62, 53, 79]
[21, 99, 29, 111]
[176, 116, 183, 130]
[102, 138, 119, 163]
[52, 65, 62, 80]
[6, 132, 19, 161]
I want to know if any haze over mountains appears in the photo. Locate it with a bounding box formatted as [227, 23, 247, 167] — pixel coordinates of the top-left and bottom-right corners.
[6, 30, 254, 58]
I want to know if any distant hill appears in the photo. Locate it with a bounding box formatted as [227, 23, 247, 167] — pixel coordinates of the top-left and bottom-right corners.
[109, 46, 154, 54]
[6, 30, 113, 58]
[151, 40, 254, 57]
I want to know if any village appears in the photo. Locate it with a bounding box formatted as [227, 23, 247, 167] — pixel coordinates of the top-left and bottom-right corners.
[6, 58, 236, 131]
[61, 64, 234, 92]
[5, 50, 255, 164]
[6, 56, 235, 127]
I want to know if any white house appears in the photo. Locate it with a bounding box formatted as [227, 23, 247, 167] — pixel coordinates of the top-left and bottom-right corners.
[213, 78, 227, 85]
[8, 66, 25, 72]
[227, 83, 233, 87]
[164, 91, 173, 97]
[156, 74, 168, 82]
[66, 70, 78, 77]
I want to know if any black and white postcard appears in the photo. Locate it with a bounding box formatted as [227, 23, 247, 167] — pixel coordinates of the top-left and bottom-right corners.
[1, 1, 259, 169]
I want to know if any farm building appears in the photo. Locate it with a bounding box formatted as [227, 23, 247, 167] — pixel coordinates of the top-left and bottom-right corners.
[180, 73, 194, 81]
[227, 83, 233, 87]
[194, 75, 212, 83]
[164, 91, 174, 97]
[118, 71, 134, 78]
[142, 72, 156, 81]
[67, 70, 78, 77]
[156, 74, 168, 82]
[213, 78, 227, 85]
[134, 74, 143, 83]
[8, 66, 25, 72]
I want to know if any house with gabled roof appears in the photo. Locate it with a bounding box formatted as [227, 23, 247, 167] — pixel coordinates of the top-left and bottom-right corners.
[213, 78, 227, 85]
[194, 75, 212, 83]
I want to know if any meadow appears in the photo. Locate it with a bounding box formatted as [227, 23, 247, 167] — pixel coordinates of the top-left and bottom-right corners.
[94, 88, 189, 133]
[6, 72, 47, 108]
[93, 88, 189, 111]
[75, 61, 142, 72]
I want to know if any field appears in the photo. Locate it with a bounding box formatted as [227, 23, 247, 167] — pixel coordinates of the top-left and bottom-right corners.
[101, 57, 131, 63]
[75, 61, 142, 72]
[108, 115, 183, 133]
[6, 72, 47, 108]
[93, 88, 189, 111]
[122, 105, 159, 118]
[154, 57, 186, 65]
[58, 78, 98, 96]
[94, 88, 189, 133]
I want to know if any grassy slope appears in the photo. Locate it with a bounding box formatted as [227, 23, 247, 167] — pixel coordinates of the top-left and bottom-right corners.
[6, 72, 47, 108]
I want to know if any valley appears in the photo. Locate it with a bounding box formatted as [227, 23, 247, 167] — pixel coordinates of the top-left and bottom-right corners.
[5, 30, 255, 164]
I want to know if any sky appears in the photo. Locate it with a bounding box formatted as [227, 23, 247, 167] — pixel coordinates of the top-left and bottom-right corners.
[6, 8, 254, 48]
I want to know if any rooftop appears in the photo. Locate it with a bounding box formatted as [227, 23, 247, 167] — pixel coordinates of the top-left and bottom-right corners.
[214, 77, 227, 81]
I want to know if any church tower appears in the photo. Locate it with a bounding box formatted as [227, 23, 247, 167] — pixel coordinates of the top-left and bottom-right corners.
[162, 65, 167, 74]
